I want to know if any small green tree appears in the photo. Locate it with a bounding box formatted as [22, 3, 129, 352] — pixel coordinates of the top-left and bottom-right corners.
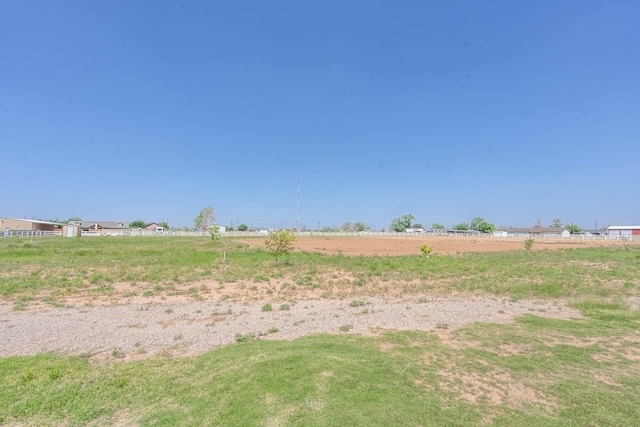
[420, 244, 433, 258]
[265, 230, 296, 265]
[130, 219, 145, 228]
[470, 217, 496, 233]
[431, 223, 445, 230]
[453, 223, 469, 231]
[158, 221, 169, 230]
[238, 224, 248, 231]
[209, 225, 220, 241]
[341, 222, 368, 232]
[353, 222, 367, 232]
[551, 218, 563, 228]
[566, 223, 581, 234]
[341, 222, 353, 232]
[524, 237, 535, 251]
[390, 214, 415, 232]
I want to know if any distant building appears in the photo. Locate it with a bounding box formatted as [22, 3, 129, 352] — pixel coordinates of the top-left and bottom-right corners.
[607, 226, 640, 238]
[506, 227, 565, 235]
[71, 221, 130, 230]
[0, 218, 60, 232]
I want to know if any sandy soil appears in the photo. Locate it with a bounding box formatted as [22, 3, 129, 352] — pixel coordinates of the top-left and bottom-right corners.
[239, 235, 635, 256]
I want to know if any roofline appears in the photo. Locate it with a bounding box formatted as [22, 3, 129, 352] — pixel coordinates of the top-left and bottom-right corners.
[607, 225, 640, 230]
[5, 218, 63, 225]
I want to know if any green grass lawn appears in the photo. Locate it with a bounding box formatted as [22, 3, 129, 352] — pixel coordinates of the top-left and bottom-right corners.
[1, 237, 639, 425]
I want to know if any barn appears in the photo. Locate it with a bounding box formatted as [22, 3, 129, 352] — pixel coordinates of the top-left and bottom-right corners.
[607, 226, 640, 238]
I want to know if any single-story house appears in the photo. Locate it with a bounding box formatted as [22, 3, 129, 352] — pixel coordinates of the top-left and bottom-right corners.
[506, 227, 573, 238]
[507, 227, 565, 235]
[0, 218, 60, 232]
[71, 221, 130, 231]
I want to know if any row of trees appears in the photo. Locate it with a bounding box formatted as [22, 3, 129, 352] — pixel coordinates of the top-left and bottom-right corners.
[389, 214, 586, 234]
[389, 214, 496, 233]
[451, 217, 496, 233]
[534, 218, 564, 228]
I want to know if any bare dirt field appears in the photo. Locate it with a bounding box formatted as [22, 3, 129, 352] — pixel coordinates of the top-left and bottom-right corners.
[239, 235, 634, 256]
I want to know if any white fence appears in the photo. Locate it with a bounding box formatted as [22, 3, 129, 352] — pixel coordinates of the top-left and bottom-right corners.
[1, 229, 638, 241]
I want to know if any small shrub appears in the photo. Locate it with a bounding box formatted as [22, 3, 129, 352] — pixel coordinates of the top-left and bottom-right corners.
[350, 300, 365, 307]
[524, 237, 535, 251]
[339, 324, 353, 332]
[420, 244, 433, 258]
[267, 326, 279, 334]
[279, 304, 290, 311]
[261, 303, 273, 312]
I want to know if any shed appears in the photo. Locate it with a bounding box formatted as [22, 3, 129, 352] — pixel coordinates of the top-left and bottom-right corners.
[62, 223, 81, 238]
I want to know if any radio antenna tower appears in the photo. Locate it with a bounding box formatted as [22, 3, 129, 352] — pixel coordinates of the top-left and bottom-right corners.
[297, 177, 300, 230]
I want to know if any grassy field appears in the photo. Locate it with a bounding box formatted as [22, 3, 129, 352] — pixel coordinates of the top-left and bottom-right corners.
[1, 236, 639, 426]
[1, 236, 639, 302]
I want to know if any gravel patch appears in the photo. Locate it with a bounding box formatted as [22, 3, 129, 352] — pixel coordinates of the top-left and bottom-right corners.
[0, 296, 581, 360]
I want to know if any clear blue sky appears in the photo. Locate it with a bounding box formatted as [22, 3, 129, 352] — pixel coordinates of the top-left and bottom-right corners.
[2, 1, 638, 230]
